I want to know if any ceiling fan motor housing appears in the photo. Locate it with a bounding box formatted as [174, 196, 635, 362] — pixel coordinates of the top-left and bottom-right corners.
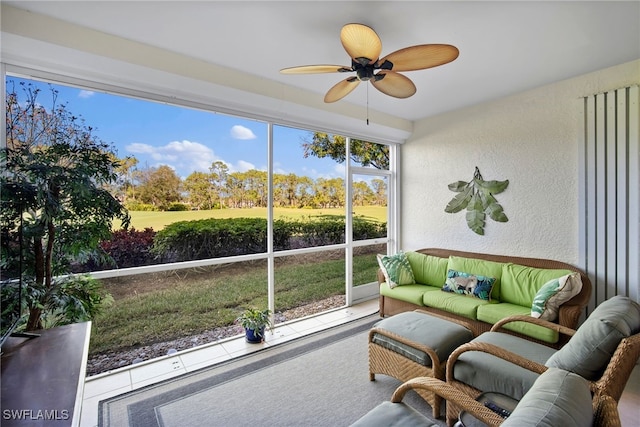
[353, 58, 393, 81]
[355, 63, 375, 81]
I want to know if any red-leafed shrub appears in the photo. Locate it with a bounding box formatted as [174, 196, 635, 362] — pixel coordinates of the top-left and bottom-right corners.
[100, 227, 157, 268]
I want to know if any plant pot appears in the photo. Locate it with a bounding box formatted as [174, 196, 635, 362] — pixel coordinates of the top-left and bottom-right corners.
[245, 327, 265, 343]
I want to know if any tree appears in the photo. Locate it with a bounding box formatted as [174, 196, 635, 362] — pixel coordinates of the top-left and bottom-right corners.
[301, 132, 390, 170]
[312, 177, 345, 208]
[136, 165, 181, 209]
[209, 160, 229, 209]
[243, 169, 267, 207]
[114, 155, 139, 203]
[2, 82, 130, 330]
[184, 171, 213, 209]
[371, 178, 387, 206]
[353, 181, 375, 206]
[274, 173, 303, 207]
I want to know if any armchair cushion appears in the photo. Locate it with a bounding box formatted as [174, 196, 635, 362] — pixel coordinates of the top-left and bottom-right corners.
[545, 295, 640, 380]
[371, 311, 474, 366]
[453, 332, 557, 399]
[502, 368, 593, 427]
[349, 401, 439, 427]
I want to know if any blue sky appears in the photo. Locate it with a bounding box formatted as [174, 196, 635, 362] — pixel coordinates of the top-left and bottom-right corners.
[6, 76, 344, 180]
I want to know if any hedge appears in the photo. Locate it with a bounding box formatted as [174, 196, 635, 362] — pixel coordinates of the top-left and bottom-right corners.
[85, 216, 386, 268]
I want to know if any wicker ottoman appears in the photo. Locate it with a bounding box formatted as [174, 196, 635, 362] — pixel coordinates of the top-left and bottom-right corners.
[369, 310, 474, 419]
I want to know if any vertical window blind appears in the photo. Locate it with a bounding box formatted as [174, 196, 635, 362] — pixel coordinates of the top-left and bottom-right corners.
[579, 85, 639, 313]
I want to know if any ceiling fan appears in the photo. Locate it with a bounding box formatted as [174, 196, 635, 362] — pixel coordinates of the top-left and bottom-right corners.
[280, 23, 459, 103]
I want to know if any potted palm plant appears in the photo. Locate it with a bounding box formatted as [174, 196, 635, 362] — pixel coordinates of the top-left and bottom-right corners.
[237, 308, 272, 343]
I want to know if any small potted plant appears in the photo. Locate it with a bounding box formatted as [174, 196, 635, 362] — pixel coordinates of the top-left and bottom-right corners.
[237, 307, 272, 343]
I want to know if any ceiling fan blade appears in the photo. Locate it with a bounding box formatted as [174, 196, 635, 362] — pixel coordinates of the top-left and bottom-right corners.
[324, 78, 360, 103]
[377, 44, 459, 72]
[371, 71, 416, 98]
[280, 65, 352, 74]
[340, 23, 382, 65]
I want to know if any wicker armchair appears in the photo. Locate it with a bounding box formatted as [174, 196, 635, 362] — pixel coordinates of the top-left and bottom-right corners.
[444, 297, 640, 426]
[351, 376, 621, 427]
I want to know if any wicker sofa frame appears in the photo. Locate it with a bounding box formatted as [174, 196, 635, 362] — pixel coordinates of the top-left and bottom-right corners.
[443, 316, 640, 426]
[378, 248, 592, 347]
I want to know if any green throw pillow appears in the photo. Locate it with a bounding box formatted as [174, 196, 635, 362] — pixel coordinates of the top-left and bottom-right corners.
[531, 273, 582, 321]
[377, 252, 415, 288]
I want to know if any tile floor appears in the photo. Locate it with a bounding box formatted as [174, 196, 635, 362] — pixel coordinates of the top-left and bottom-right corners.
[79, 298, 640, 427]
[79, 298, 380, 427]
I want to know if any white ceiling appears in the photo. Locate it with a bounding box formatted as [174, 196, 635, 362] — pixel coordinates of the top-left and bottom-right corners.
[3, 1, 640, 126]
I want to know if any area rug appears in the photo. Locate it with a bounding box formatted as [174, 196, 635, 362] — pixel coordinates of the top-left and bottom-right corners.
[99, 314, 445, 427]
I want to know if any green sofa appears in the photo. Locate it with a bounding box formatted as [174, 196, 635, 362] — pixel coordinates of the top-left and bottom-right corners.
[377, 248, 591, 346]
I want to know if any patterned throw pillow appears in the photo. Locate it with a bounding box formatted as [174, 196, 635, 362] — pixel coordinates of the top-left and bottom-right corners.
[531, 273, 582, 321]
[376, 252, 415, 289]
[442, 269, 496, 301]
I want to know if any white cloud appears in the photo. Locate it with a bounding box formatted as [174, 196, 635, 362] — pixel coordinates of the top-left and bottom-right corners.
[78, 90, 95, 99]
[125, 140, 218, 176]
[234, 160, 256, 172]
[230, 125, 256, 140]
[126, 142, 155, 154]
[299, 165, 343, 180]
[123, 139, 274, 179]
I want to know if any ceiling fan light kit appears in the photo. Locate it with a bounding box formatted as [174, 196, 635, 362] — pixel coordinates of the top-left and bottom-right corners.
[280, 23, 459, 103]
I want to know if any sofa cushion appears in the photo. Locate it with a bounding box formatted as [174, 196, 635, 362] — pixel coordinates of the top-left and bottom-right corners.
[380, 282, 439, 306]
[531, 272, 582, 321]
[442, 269, 496, 301]
[377, 252, 415, 288]
[453, 332, 557, 399]
[502, 368, 593, 427]
[422, 291, 490, 320]
[500, 263, 573, 307]
[447, 256, 505, 301]
[477, 303, 559, 343]
[405, 251, 448, 287]
[545, 295, 640, 380]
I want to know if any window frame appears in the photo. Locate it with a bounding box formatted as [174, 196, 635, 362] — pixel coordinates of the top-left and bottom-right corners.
[2, 64, 399, 309]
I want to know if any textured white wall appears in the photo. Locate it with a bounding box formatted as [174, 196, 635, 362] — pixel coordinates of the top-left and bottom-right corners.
[401, 59, 640, 265]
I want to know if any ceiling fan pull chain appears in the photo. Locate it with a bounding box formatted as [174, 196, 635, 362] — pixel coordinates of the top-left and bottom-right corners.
[366, 84, 369, 125]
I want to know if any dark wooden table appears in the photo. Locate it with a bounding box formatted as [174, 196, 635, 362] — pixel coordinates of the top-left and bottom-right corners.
[1, 322, 91, 427]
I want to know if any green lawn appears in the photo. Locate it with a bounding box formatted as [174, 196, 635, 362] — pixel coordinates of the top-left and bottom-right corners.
[118, 206, 387, 231]
[90, 252, 380, 354]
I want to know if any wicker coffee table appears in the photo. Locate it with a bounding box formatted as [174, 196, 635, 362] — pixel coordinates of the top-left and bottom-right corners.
[369, 310, 474, 418]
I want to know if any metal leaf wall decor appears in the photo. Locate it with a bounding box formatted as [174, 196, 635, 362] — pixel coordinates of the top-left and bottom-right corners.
[445, 166, 509, 235]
